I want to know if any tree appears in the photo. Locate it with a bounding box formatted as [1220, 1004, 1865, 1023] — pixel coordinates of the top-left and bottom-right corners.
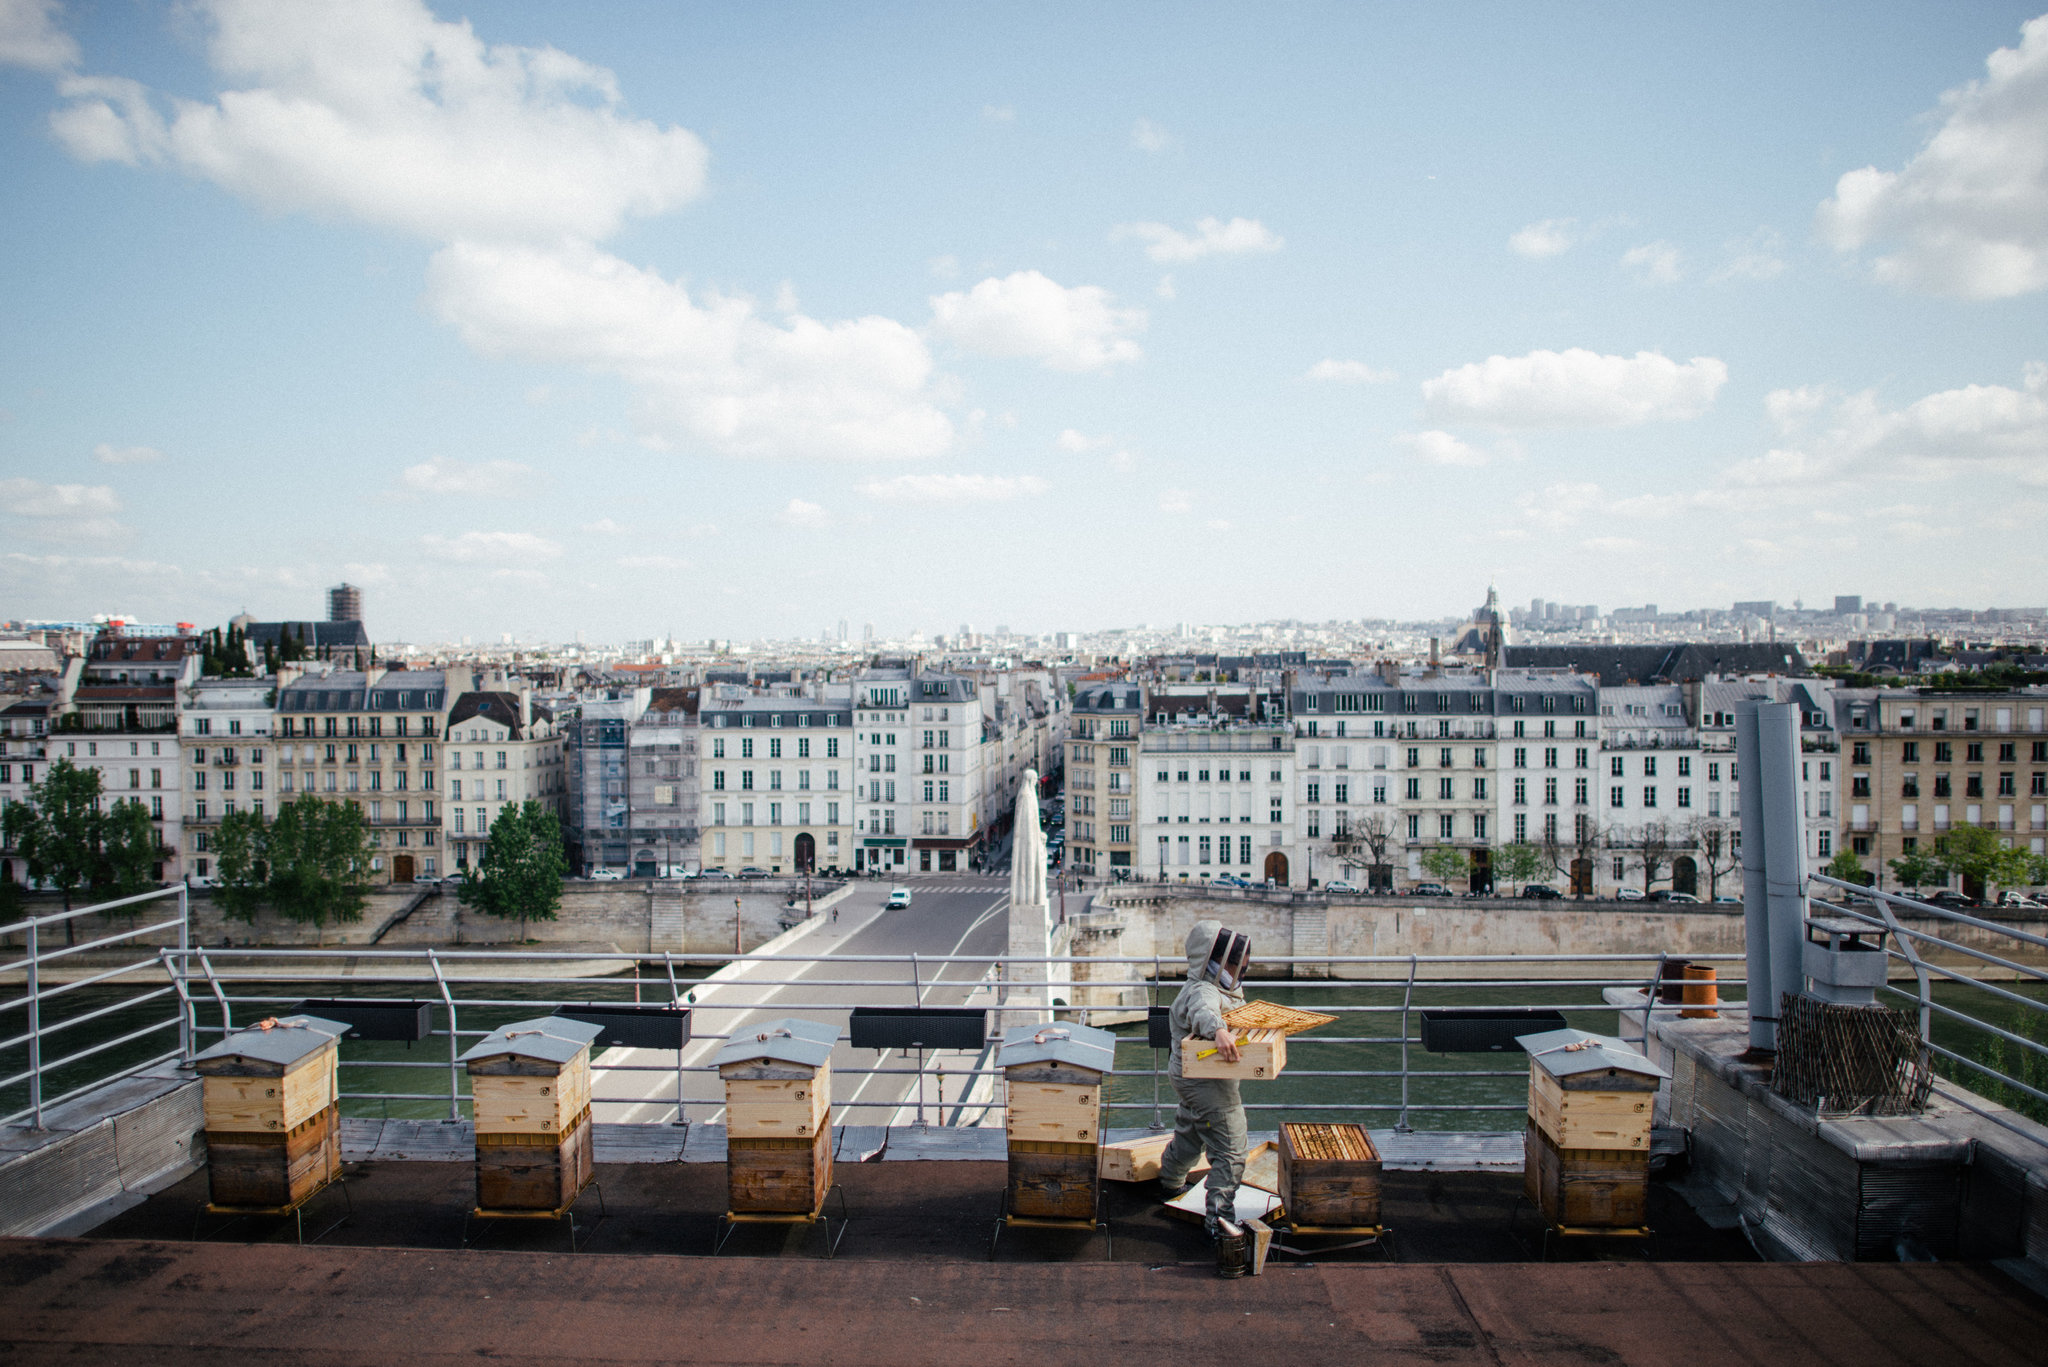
[1935, 823, 2033, 899]
[94, 798, 159, 901]
[212, 808, 271, 924]
[1822, 848, 1868, 887]
[2, 758, 104, 940]
[459, 801, 567, 939]
[1627, 818, 1677, 896]
[1342, 811, 1397, 891]
[1569, 814, 1605, 897]
[1889, 845, 1943, 892]
[1495, 841, 1548, 894]
[1420, 843, 1469, 886]
[265, 795, 373, 928]
[1691, 817, 1741, 900]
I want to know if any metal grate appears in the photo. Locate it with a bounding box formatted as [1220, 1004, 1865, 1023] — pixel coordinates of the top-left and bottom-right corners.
[1773, 993, 1930, 1117]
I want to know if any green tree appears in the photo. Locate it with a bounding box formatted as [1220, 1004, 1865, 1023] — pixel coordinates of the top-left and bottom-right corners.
[1889, 845, 1943, 891]
[2, 758, 104, 940]
[94, 798, 160, 901]
[265, 795, 372, 928]
[1494, 841, 1547, 893]
[1419, 844, 1469, 887]
[460, 800, 567, 939]
[1935, 823, 2032, 898]
[212, 807, 271, 924]
[1822, 847, 1868, 887]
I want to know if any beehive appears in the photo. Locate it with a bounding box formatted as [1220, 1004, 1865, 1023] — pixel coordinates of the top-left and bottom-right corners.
[194, 1015, 346, 1209]
[460, 1016, 604, 1212]
[1000, 1022, 1116, 1221]
[1277, 1122, 1383, 1228]
[716, 1017, 839, 1214]
[1517, 1027, 1664, 1228]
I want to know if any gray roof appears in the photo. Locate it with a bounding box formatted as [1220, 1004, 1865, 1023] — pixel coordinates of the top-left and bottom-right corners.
[714, 1016, 838, 1069]
[458, 1015, 605, 1066]
[1516, 1027, 1668, 1081]
[195, 1014, 347, 1067]
[998, 1021, 1117, 1074]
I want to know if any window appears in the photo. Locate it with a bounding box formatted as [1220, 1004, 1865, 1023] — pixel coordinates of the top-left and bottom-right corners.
[1576, 748, 1589, 769]
[1405, 777, 1421, 800]
[1473, 777, 1488, 801]
[1406, 814, 1420, 839]
[1677, 756, 1691, 778]
[1610, 757, 1624, 777]
[1644, 756, 1657, 777]
[1439, 813, 1454, 839]
[1677, 787, 1691, 809]
[1514, 778, 1528, 805]
[1438, 777, 1454, 800]
[1545, 777, 1558, 805]
[1610, 786, 1624, 809]
[1514, 747, 1527, 768]
[1473, 814, 1487, 840]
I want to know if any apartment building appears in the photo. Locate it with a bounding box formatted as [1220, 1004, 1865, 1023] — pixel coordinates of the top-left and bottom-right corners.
[49, 629, 202, 881]
[179, 678, 276, 882]
[1494, 671, 1602, 892]
[272, 668, 448, 884]
[561, 689, 649, 875]
[1065, 681, 1142, 877]
[1137, 687, 1296, 885]
[849, 664, 992, 874]
[1835, 687, 2048, 895]
[701, 691, 852, 874]
[0, 697, 55, 886]
[444, 683, 564, 876]
[624, 687, 700, 877]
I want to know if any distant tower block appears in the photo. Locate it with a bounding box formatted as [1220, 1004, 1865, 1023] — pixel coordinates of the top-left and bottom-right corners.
[327, 583, 363, 623]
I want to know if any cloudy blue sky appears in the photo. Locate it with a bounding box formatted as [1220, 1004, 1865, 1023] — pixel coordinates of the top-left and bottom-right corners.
[1, 1, 2044, 642]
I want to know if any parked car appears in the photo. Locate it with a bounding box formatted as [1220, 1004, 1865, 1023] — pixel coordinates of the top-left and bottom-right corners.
[1520, 884, 1562, 900]
[589, 868, 623, 881]
[1647, 890, 1702, 904]
[886, 886, 913, 909]
[1925, 889, 1978, 909]
[1324, 880, 1359, 894]
[1615, 887, 1645, 901]
[1998, 891, 2046, 910]
[697, 867, 734, 880]
[737, 866, 769, 879]
[1712, 895, 1741, 905]
[1409, 882, 1453, 898]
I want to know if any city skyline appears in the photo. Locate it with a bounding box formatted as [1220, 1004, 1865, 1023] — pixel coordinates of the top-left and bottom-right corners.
[2, 2, 2045, 640]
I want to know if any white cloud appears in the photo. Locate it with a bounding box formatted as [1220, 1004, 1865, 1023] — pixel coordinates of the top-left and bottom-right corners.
[1710, 228, 1787, 283]
[928, 270, 1144, 371]
[1621, 240, 1684, 284]
[857, 472, 1048, 504]
[1112, 216, 1283, 264]
[428, 240, 954, 460]
[1130, 117, 1169, 152]
[92, 442, 162, 464]
[1816, 15, 2048, 298]
[1396, 430, 1489, 467]
[1727, 363, 2048, 488]
[1580, 535, 1647, 554]
[777, 498, 829, 529]
[420, 530, 561, 561]
[398, 458, 535, 496]
[982, 104, 1015, 124]
[1305, 359, 1395, 385]
[49, 0, 708, 244]
[0, 477, 119, 518]
[616, 554, 692, 572]
[1764, 385, 1829, 433]
[1155, 274, 1176, 300]
[1158, 489, 1193, 514]
[928, 254, 960, 280]
[1204, 518, 1234, 532]
[581, 517, 625, 534]
[1055, 429, 1109, 453]
[1509, 218, 1576, 259]
[0, 0, 76, 71]
[1421, 348, 1728, 429]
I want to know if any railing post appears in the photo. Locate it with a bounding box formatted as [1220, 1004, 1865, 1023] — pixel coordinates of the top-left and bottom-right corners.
[1396, 953, 1417, 1133]
[662, 951, 685, 1126]
[428, 950, 460, 1123]
[176, 884, 191, 1061]
[25, 916, 41, 1129]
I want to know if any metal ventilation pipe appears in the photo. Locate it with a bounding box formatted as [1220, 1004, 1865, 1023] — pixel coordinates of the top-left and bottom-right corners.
[1736, 698, 1808, 1053]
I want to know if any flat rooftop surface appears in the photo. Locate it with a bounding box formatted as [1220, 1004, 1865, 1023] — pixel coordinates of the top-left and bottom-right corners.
[4, 1236, 2043, 1366]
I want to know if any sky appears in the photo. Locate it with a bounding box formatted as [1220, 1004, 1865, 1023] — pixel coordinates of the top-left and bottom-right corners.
[1, 1, 2045, 643]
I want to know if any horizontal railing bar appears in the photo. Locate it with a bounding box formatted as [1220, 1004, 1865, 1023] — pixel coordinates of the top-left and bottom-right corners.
[31, 1015, 183, 1077]
[0, 1046, 185, 1128]
[1922, 1040, 2048, 1108]
[1811, 874, 2048, 952]
[17, 958, 183, 1006]
[156, 947, 1750, 966]
[0, 886, 183, 934]
[1870, 928, 2048, 985]
[0, 916, 190, 977]
[0, 984, 179, 1052]
[1875, 984, 2048, 1060]
[1877, 962, 2048, 1018]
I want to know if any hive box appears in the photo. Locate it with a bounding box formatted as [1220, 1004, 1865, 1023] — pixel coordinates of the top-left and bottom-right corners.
[460, 1016, 604, 1212]
[1000, 1021, 1116, 1221]
[1523, 1121, 1650, 1228]
[1518, 1026, 1664, 1152]
[195, 1014, 346, 1209]
[1180, 1031, 1285, 1081]
[716, 1017, 839, 1214]
[1099, 1133, 1209, 1184]
[1277, 1122, 1382, 1228]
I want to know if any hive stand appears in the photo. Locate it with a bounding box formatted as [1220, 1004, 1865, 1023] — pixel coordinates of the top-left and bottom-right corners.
[1267, 1121, 1394, 1261]
[991, 1021, 1116, 1261]
[192, 1014, 351, 1243]
[458, 1016, 607, 1251]
[713, 1017, 847, 1257]
[1514, 1026, 1667, 1252]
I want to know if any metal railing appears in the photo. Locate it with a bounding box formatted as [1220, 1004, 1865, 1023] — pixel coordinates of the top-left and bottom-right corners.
[1809, 872, 2048, 1150]
[0, 885, 190, 1129]
[122, 942, 1744, 1132]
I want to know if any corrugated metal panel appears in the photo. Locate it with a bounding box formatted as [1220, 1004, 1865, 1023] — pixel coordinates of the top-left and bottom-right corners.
[1960, 1147, 2028, 1260]
[1763, 1105, 1858, 1261]
[1670, 1051, 1697, 1127]
[1691, 1063, 1748, 1203]
[1858, 1165, 1962, 1261]
[110, 1078, 203, 1192]
[1738, 1095, 1777, 1227]
[0, 1122, 120, 1238]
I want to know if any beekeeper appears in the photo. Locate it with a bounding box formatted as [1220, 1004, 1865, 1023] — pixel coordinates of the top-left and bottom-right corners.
[1157, 919, 1252, 1238]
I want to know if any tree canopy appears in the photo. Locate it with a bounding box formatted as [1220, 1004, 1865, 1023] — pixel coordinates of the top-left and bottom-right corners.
[459, 800, 567, 938]
[1419, 844, 1470, 885]
[263, 795, 374, 926]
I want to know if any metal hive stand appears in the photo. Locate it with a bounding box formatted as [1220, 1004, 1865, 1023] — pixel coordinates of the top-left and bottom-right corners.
[193, 1172, 352, 1246]
[462, 1180, 607, 1253]
[713, 1183, 850, 1258]
[1265, 1216, 1394, 1261]
[989, 1187, 1112, 1261]
[1508, 1197, 1651, 1260]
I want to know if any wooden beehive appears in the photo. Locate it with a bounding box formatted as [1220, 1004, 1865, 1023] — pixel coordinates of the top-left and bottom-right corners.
[716, 1018, 839, 1214]
[1100, 1132, 1209, 1184]
[460, 1016, 604, 1213]
[1519, 1027, 1664, 1151]
[194, 1015, 346, 1209]
[1524, 1121, 1649, 1228]
[1180, 1029, 1286, 1080]
[1000, 1021, 1116, 1221]
[1277, 1122, 1383, 1228]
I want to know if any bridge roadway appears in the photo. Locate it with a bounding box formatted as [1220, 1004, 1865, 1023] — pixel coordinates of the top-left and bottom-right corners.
[593, 874, 1013, 1127]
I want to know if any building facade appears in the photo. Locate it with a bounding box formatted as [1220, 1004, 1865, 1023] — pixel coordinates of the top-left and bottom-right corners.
[702, 691, 853, 874]
[272, 668, 448, 884]
[444, 683, 564, 876]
